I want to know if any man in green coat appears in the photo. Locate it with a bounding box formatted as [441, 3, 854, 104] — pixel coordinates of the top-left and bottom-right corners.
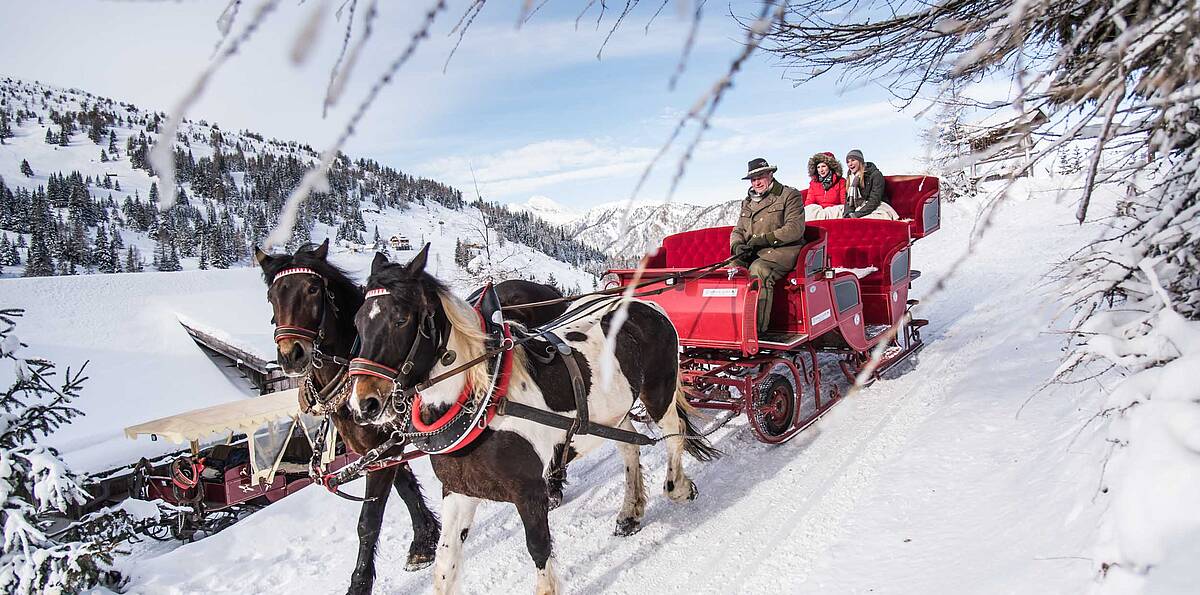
[729, 158, 806, 335]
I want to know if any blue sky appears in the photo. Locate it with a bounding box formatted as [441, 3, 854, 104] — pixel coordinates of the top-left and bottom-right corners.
[1, 0, 930, 210]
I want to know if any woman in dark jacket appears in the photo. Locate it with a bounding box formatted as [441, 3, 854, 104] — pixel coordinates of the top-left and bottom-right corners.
[844, 149, 899, 220]
[803, 151, 847, 221]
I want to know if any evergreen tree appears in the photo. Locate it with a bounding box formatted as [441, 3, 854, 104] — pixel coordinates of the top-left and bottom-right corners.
[44, 127, 54, 144]
[22, 230, 54, 277]
[454, 239, 471, 268]
[113, 179, 120, 191]
[57, 126, 69, 146]
[99, 149, 108, 162]
[198, 236, 209, 270]
[0, 309, 169, 593]
[92, 224, 112, 273]
[20, 159, 32, 177]
[124, 246, 144, 272]
[0, 111, 11, 144]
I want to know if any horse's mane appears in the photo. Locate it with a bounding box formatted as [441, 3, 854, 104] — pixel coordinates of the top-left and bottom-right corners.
[372, 262, 529, 405]
[261, 244, 364, 320]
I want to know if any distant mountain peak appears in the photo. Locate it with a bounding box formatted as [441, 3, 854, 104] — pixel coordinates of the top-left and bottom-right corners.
[511, 195, 580, 226]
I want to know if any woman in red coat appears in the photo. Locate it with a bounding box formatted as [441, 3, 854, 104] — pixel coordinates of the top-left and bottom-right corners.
[803, 151, 847, 220]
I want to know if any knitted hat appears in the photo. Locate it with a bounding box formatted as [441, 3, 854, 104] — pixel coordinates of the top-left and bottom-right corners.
[845, 149, 865, 164]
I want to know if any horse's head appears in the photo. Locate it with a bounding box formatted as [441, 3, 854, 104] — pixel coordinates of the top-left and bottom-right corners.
[349, 244, 450, 425]
[255, 239, 343, 377]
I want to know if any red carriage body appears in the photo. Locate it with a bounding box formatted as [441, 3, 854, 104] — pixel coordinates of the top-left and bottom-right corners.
[608, 176, 940, 442]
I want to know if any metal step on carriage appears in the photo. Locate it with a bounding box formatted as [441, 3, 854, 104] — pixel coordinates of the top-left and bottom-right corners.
[606, 175, 941, 443]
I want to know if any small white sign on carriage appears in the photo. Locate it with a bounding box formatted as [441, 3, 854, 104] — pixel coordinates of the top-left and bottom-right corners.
[702, 288, 738, 298]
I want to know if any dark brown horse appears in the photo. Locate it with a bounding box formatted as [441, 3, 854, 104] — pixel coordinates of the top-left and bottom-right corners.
[348, 246, 718, 594]
[255, 240, 568, 594]
[255, 240, 439, 595]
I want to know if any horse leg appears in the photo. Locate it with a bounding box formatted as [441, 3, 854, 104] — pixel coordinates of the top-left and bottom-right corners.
[546, 459, 566, 510]
[392, 462, 440, 571]
[613, 419, 647, 536]
[656, 391, 699, 503]
[347, 466, 398, 595]
[432, 492, 480, 595]
[514, 488, 560, 595]
[546, 444, 575, 510]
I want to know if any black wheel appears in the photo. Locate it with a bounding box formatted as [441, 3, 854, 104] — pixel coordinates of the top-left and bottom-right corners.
[752, 373, 797, 438]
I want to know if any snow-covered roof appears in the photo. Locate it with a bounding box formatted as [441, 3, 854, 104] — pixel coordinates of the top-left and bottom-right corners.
[3, 268, 276, 473]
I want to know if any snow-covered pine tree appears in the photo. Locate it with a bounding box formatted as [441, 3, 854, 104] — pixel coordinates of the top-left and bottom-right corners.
[124, 246, 143, 272]
[0, 308, 171, 593]
[0, 111, 11, 144]
[20, 159, 32, 177]
[22, 230, 54, 277]
[921, 88, 975, 202]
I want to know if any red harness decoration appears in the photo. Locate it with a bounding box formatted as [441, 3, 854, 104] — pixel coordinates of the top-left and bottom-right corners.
[409, 311, 514, 453]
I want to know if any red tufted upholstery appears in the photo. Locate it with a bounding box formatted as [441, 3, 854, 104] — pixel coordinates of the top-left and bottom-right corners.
[661, 226, 737, 268]
[884, 176, 936, 220]
[659, 225, 827, 271]
[809, 220, 909, 287]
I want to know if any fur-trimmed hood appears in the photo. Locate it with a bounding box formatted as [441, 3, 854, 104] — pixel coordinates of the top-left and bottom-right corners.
[807, 152, 843, 180]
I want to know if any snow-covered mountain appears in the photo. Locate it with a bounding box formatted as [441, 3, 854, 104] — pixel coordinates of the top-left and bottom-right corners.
[510, 195, 581, 226]
[0, 78, 601, 292]
[568, 200, 742, 257]
[506, 193, 742, 258]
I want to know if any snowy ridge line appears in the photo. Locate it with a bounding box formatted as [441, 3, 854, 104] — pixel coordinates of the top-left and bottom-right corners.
[0, 77, 604, 288]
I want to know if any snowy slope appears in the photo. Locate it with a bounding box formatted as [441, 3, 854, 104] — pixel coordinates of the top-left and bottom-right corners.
[0, 78, 596, 291]
[117, 188, 1112, 594]
[1, 227, 592, 476]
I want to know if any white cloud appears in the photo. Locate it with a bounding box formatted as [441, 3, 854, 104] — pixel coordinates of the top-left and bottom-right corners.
[421, 138, 658, 199]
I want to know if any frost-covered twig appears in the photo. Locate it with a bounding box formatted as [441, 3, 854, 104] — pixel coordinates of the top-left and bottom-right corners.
[444, 0, 487, 72]
[324, 0, 379, 116]
[153, 0, 281, 211]
[266, 0, 446, 248]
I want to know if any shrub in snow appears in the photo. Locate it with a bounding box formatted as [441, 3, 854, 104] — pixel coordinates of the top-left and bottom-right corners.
[0, 308, 169, 593]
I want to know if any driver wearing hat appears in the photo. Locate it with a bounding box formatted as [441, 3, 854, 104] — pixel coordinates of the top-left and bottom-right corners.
[729, 157, 806, 335]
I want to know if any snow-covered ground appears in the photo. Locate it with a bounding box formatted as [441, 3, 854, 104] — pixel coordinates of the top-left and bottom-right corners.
[2, 229, 591, 476]
[115, 186, 1115, 593]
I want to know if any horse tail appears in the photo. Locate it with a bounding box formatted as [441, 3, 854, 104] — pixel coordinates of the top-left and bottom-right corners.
[673, 379, 722, 462]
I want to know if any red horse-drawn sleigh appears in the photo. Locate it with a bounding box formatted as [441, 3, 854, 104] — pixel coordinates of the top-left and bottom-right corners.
[608, 175, 940, 443]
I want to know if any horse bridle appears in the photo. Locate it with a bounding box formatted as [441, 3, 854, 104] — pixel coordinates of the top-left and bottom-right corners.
[347, 288, 452, 409]
[270, 267, 346, 368]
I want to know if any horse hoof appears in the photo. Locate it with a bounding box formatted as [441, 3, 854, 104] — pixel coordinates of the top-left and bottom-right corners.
[613, 518, 642, 536]
[404, 553, 435, 572]
[548, 489, 563, 510]
[666, 480, 698, 503]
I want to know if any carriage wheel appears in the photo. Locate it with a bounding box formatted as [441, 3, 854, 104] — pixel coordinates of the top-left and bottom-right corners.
[752, 374, 797, 439]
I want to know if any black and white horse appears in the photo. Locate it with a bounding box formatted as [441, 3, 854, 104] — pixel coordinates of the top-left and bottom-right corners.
[348, 246, 718, 594]
[255, 240, 570, 594]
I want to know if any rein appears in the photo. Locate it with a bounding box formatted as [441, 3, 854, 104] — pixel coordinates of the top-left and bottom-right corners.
[500, 254, 741, 313]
